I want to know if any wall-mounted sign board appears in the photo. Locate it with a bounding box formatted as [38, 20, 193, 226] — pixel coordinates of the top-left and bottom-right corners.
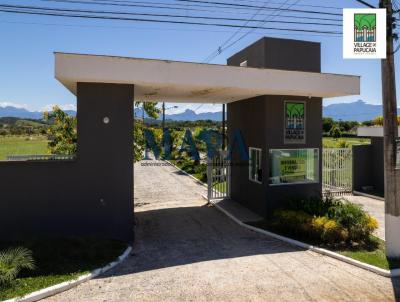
[284, 101, 306, 144]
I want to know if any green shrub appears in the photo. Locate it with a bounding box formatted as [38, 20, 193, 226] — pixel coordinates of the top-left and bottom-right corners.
[273, 210, 312, 235]
[306, 216, 348, 243]
[328, 201, 377, 242]
[320, 219, 348, 244]
[0, 247, 35, 286]
[287, 196, 341, 217]
[274, 196, 377, 244]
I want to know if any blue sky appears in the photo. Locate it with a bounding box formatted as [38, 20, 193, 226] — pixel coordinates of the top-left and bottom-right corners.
[0, 0, 392, 114]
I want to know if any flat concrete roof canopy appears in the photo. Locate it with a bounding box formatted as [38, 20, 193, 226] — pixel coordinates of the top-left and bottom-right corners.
[55, 52, 360, 103]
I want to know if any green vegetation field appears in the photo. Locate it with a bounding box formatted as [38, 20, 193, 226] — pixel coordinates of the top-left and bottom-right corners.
[0, 136, 48, 160]
[323, 137, 370, 148]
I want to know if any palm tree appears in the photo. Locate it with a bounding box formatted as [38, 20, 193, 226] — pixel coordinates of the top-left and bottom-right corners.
[0, 247, 35, 286]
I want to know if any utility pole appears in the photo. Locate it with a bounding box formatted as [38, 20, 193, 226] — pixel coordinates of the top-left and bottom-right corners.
[380, 0, 400, 258]
[162, 102, 166, 133]
[222, 104, 226, 150]
[143, 102, 147, 158]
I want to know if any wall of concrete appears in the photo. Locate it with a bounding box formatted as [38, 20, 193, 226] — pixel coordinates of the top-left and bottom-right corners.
[227, 96, 268, 216]
[228, 37, 321, 72]
[0, 83, 134, 242]
[352, 137, 384, 195]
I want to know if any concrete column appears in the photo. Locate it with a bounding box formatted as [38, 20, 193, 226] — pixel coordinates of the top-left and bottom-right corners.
[77, 82, 134, 241]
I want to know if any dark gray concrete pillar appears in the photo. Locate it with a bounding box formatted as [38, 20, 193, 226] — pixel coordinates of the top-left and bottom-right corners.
[77, 82, 134, 241]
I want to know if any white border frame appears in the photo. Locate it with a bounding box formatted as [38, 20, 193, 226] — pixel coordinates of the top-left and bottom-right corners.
[268, 148, 319, 186]
[249, 147, 263, 184]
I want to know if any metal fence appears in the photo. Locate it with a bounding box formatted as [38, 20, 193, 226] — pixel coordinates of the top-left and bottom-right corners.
[207, 151, 230, 201]
[322, 148, 353, 196]
[6, 154, 75, 161]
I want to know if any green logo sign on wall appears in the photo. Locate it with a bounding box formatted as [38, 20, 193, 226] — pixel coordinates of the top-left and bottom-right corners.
[284, 101, 305, 144]
[354, 13, 376, 42]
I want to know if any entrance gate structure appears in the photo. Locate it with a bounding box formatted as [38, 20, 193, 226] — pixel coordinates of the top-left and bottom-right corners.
[207, 151, 230, 201]
[322, 148, 353, 196]
[0, 41, 359, 241]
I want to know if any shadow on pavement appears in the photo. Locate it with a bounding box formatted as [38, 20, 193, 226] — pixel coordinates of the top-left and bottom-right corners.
[99, 203, 299, 278]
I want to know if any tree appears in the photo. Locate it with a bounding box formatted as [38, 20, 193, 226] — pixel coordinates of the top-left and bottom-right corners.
[329, 125, 342, 138]
[373, 116, 384, 126]
[43, 106, 77, 155]
[134, 102, 160, 162]
[372, 115, 400, 126]
[322, 117, 335, 133]
[0, 247, 35, 286]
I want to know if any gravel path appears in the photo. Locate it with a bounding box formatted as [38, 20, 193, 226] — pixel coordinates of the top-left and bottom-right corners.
[44, 161, 400, 302]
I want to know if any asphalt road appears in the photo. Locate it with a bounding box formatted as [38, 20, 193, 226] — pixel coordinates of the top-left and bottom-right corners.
[45, 161, 400, 302]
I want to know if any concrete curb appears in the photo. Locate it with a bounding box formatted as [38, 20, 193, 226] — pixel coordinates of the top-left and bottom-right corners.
[353, 190, 385, 201]
[200, 195, 400, 278]
[165, 160, 208, 188]
[3, 246, 132, 302]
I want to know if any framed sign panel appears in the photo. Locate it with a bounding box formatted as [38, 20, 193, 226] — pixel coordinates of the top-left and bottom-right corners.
[284, 101, 306, 144]
[269, 148, 319, 185]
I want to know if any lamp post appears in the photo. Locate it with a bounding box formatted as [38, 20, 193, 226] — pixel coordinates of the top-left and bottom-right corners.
[162, 102, 178, 134]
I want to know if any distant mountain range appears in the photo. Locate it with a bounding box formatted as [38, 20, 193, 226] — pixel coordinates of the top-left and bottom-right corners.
[322, 100, 397, 122]
[0, 106, 76, 119]
[0, 100, 395, 122]
[134, 108, 222, 121]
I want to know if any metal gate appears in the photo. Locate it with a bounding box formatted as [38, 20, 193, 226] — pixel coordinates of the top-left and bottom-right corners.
[322, 148, 353, 196]
[207, 151, 230, 201]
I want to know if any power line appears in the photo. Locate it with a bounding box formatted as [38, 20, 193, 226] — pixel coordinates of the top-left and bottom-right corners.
[40, 0, 342, 22]
[203, 0, 274, 63]
[220, 0, 342, 11]
[0, 7, 342, 35]
[42, 0, 342, 12]
[0, 18, 341, 39]
[176, 0, 342, 16]
[353, 0, 376, 8]
[0, 4, 342, 27]
[204, 0, 301, 63]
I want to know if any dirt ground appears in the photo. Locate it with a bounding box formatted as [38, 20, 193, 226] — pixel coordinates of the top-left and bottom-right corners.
[44, 161, 400, 302]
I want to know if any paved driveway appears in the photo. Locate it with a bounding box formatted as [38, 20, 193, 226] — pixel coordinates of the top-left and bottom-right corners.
[45, 161, 400, 302]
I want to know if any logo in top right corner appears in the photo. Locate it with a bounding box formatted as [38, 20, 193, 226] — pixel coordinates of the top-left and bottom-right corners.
[343, 9, 386, 59]
[354, 13, 376, 43]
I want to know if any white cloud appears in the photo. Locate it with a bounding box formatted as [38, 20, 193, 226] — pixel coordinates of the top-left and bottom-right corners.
[42, 104, 77, 112]
[0, 102, 29, 109]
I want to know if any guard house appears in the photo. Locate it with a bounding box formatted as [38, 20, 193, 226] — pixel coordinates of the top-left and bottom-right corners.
[227, 37, 331, 216]
[0, 37, 360, 242]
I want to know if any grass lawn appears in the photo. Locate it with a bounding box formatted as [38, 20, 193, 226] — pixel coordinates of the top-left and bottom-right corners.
[338, 236, 400, 270]
[323, 137, 370, 148]
[0, 238, 127, 301]
[213, 181, 227, 193]
[247, 220, 400, 270]
[0, 136, 48, 160]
